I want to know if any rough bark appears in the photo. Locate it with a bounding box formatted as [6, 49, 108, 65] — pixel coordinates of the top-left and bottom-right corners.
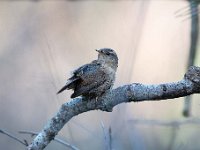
[28, 66, 200, 150]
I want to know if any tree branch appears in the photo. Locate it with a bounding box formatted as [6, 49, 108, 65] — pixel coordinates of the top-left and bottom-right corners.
[28, 66, 200, 150]
[19, 131, 79, 150]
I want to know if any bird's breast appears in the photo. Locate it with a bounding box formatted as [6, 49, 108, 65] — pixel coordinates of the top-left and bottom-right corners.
[101, 65, 116, 79]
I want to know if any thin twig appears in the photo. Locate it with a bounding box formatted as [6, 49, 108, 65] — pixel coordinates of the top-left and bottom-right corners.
[128, 117, 200, 127]
[108, 127, 112, 150]
[101, 122, 112, 150]
[174, 1, 200, 22]
[174, 4, 191, 15]
[19, 130, 80, 150]
[101, 121, 109, 150]
[0, 129, 28, 146]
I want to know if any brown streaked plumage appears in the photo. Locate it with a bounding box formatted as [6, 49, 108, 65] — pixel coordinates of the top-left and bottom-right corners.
[57, 48, 118, 98]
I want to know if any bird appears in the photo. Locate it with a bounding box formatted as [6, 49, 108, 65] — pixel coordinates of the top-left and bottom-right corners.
[57, 48, 118, 99]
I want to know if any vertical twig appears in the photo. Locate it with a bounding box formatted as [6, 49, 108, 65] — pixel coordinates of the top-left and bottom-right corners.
[108, 127, 112, 150]
[168, 127, 178, 150]
[101, 121, 109, 150]
[183, 0, 199, 117]
[101, 121, 113, 150]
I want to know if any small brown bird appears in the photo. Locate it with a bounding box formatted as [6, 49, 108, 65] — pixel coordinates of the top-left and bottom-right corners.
[57, 48, 118, 98]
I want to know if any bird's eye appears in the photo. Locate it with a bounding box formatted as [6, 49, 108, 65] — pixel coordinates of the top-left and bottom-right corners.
[105, 52, 110, 55]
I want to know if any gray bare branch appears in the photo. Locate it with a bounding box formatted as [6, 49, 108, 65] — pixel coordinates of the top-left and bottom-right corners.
[28, 66, 200, 150]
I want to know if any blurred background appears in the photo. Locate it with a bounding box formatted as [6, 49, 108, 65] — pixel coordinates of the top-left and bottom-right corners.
[0, 0, 200, 150]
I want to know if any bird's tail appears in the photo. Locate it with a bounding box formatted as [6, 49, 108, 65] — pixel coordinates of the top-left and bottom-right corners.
[57, 77, 80, 94]
[57, 85, 68, 94]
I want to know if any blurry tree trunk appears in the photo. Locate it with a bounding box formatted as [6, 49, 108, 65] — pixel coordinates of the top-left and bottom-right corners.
[183, 0, 199, 117]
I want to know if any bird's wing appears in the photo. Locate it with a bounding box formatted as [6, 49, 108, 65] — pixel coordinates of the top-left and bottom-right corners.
[57, 61, 101, 94]
[71, 61, 107, 98]
[73, 60, 99, 76]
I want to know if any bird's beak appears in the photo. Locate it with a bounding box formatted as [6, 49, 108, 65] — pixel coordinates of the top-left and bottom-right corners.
[95, 49, 101, 53]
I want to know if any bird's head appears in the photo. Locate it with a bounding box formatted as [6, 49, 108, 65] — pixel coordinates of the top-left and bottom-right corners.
[96, 48, 118, 69]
